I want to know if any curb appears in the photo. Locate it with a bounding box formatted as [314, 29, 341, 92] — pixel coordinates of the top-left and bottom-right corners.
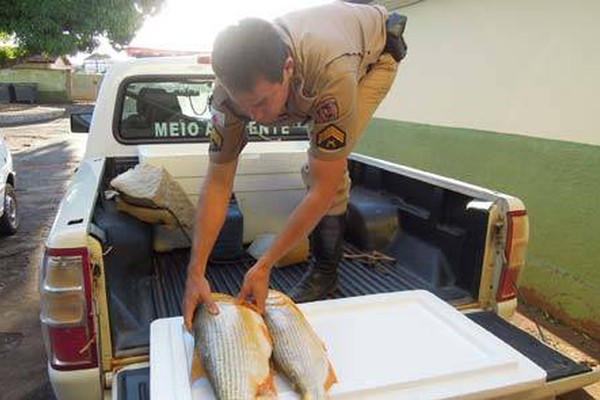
[0, 107, 66, 127]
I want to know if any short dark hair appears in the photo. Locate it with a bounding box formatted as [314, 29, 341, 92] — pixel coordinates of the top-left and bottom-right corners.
[211, 18, 288, 93]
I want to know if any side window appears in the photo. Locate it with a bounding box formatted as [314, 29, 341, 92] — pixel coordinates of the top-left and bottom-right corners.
[117, 79, 212, 143]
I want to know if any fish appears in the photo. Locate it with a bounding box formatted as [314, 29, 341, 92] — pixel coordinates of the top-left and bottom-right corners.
[264, 290, 337, 400]
[191, 293, 276, 400]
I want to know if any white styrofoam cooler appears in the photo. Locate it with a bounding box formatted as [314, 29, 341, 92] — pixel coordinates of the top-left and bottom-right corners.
[138, 141, 309, 243]
[150, 290, 545, 400]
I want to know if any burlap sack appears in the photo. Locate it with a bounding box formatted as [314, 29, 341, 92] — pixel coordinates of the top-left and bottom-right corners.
[115, 197, 178, 226]
[110, 163, 194, 228]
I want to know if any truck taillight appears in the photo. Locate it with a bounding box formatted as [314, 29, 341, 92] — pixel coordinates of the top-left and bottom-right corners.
[40, 248, 97, 371]
[496, 210, 529, 302]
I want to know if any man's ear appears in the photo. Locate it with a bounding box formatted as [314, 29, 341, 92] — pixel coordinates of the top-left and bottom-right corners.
[283, 56, 294, 81]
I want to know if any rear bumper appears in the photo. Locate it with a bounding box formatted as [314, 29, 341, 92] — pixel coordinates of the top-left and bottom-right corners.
[495, 368, 600, 399]
[48, 363, 102, 400]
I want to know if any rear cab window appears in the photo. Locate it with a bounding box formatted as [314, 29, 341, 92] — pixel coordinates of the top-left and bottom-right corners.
[115, 78, 213, 144]
[114, 76, 310, 145]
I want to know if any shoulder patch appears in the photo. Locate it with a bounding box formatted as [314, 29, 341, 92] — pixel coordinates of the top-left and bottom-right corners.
[209, 95, 226, 130]
[211, 108, 225, 129]
[314, 96, 339, 124]
[316, 124, 346, 151]
[208, 125, 223, 152]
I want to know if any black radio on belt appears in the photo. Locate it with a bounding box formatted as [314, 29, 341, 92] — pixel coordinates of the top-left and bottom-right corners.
[384, 13, 408, 62]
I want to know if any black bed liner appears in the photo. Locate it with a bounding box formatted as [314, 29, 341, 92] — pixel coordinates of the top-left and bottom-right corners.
[150, 244, 473, 320]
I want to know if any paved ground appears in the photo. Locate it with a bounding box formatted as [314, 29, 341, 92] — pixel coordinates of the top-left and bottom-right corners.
[0, 113, 598, 399]
[0, 115, 87, 399]
[0, 103, 67, 126]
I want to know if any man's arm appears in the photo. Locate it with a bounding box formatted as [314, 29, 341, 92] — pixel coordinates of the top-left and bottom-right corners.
[238, 155, 346, 311]
[183, 158, 238, 329]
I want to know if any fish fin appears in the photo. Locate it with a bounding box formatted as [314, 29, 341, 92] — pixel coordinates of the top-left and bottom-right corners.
[324, 361, 338, 390]
[265, 290, 290, 308]
[267, 289, 284, 298]
[239, 300, 262, 314]
[211, 293, 235, 303]
[257, 371, 277, 398]
[190, 352, 206, 383]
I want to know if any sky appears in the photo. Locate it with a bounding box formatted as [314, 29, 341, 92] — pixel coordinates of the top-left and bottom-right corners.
[72, 0, 330, 64]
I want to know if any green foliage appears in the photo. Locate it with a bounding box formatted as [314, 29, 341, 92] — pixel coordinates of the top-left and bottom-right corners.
[0, 43, 27, 67]
[0, 0, 164, 57]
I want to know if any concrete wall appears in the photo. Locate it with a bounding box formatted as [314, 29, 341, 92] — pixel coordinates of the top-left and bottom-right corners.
[71, 73, 103, 101]
[366, 0, 600, 338]
[377, 0, 600, 146]
[0, 68, 70, 103]
[0, 69, 104, 102]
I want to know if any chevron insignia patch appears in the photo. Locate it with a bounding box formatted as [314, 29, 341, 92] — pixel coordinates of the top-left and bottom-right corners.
[316, 124, 346, 151]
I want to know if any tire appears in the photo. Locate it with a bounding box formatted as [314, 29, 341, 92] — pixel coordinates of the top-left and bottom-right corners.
[0, 183, 18, 236]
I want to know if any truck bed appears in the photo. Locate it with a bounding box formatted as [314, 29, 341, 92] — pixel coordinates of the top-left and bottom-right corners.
[115, 310, 593, 399]
[151, 244, 473, 321]
[97, 156, 489, 357]
[96, 156, 593, 397]
[115, 259, 591, 399]
[97, 195, 473, 357]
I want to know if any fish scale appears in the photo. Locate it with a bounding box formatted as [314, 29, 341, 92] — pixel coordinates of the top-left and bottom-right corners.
[194, 296, 274, 400]
[271, 310, 320, 393]
[265, 291, 336, 400]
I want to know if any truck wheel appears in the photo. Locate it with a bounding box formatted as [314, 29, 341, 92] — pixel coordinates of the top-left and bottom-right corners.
[0, 183, 18, 236]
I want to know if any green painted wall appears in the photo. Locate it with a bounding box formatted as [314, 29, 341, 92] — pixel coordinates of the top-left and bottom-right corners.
[0, 68, 70, 102]
[358, 118, 600, 337]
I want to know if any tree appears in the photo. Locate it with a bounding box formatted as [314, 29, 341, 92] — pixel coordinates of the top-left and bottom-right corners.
[0, 0, 164, 62]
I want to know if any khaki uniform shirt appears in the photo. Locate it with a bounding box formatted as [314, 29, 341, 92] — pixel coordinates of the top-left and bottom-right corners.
[208, 1, 388, 163]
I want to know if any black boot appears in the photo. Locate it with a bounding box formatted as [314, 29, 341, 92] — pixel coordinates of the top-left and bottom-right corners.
[290, 214, 345, 303]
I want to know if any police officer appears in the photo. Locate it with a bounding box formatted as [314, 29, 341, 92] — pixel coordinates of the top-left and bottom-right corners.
[183, 1, 407, 326]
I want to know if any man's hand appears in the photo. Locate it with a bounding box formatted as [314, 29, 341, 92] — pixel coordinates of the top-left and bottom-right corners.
[238, 260, 271, 314]
[183, 269, 219, 331]
[182, 159, 238, 331]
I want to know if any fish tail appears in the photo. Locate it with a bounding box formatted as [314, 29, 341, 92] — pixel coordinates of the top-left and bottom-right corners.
[301, 387, 328, 400]
[325, 362, 338, 390]
[190, 351, 205, 383]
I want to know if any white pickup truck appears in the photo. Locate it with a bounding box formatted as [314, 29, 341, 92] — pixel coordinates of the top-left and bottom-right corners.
[41, 56, 599, 400]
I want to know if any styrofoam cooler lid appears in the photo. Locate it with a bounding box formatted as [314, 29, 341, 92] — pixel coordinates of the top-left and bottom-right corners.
[150, 290, 546, 400]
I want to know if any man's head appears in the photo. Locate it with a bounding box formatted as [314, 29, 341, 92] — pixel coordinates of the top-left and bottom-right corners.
[211, 18, 294, 124]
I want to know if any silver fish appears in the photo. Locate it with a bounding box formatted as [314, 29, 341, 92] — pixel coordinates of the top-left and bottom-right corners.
[265, 290, 337, 400]
[192, 293, 276, 399]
